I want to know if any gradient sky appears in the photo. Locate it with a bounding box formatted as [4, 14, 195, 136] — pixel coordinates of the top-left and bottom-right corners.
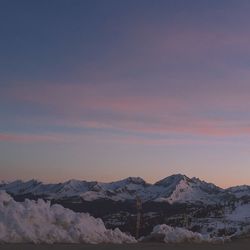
[1, 0, 250, 187]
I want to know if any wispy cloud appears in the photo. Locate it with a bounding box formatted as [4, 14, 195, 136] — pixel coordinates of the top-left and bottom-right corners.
[2, 19, 250, 140]
[2, 75, 250, 139]
[0, 133, 64, 143]
[0, 130, 246, 147]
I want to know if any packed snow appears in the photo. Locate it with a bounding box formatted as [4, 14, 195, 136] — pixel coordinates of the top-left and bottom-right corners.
[142, 224, 226, 243]
[0, 191, 136, 244]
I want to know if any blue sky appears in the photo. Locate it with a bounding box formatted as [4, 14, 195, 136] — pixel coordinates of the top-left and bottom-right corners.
[1, 0, 250, 187]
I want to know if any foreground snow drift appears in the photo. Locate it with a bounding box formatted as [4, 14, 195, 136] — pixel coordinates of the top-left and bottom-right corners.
[0, 191, 136, 244]
[142, 224, 226, 243]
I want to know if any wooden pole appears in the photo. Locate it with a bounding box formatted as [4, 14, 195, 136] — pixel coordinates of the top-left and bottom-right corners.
[136, 195, 142, 239]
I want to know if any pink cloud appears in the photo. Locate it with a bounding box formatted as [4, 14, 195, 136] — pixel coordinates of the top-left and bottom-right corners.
[2, 27, 250, 141]
[5, 83, 184, 115]
[0, 133, 64, 143]
[0, 122, 249, 148]
[63, 118, 250, 137]
[3, 75, 250, 138]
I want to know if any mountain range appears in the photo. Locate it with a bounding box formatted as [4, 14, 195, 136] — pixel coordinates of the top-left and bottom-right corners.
[0, 174, 249, 204]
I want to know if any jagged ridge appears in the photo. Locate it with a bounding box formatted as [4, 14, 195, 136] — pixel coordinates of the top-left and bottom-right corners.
[0, 174, 249, 204]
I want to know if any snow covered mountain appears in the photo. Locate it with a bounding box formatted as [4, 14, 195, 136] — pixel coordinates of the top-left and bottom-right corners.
[0, 180, 8, 186]
[0, 174, 249, 204]
[226, 185, 250, 198]
[153, 175, 224, 204]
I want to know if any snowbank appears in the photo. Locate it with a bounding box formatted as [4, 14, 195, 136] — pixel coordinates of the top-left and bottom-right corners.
[142, 224, 225, 243]
[0, 191, 136, 244]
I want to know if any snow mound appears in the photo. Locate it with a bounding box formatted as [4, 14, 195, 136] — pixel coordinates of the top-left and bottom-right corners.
[0, 191, 136, 244]
[0, 191, 12, 203]
[142, 224, 225, 243]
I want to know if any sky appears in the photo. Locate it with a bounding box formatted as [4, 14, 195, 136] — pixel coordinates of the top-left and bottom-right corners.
[1, 0, 250, 187]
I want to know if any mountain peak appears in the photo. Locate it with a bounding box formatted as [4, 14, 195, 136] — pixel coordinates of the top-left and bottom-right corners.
[154, 174, 190, 187]
[1, 175, 248, 204]
[109, 177, 147, 187]
[124, 177, 146, 184]
[64, 179, 83, 185]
